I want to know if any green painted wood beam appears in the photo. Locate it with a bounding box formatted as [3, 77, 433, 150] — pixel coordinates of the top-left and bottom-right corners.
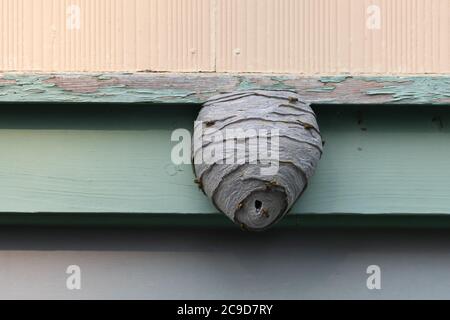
[1, 103, 450, 218]
[0, 73, 449, 104]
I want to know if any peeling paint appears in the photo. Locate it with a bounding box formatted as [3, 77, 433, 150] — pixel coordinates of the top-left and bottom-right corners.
[319, 76, 351, 84]
[0, 73, 448, 104]
[363, 77, 450, 103]
[236, 76, 295, 92]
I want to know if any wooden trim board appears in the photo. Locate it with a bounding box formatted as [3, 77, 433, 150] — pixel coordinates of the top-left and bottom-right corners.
[0, 73, 449, 104]
[1, 104, 450, 217]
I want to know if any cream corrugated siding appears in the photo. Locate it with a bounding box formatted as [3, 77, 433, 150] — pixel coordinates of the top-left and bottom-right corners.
[216, 0, 450, 74]
[0, 0, 215, 72]
[0, 0, 448, 74]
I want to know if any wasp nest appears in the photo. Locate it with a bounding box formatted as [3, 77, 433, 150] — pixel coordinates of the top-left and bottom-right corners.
[192, 90, 323, 231]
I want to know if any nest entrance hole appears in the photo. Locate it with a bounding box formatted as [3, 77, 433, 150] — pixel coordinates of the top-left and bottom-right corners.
[254, 200, 263, 213]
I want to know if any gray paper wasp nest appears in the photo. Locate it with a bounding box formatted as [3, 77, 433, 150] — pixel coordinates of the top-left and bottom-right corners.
[192, 90, 322, 231]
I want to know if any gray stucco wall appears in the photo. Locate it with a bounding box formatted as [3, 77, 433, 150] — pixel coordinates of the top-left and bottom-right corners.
[0, 226, 449, 299]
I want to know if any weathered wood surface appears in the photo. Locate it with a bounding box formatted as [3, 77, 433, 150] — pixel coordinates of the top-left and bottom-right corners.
[1, 104, 450, 215]
[0, 73, 449, 104]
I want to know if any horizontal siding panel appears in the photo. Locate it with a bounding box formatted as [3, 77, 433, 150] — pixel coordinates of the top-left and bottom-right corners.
[1, 104, 450, 214]
[0, 0, 448, 74]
